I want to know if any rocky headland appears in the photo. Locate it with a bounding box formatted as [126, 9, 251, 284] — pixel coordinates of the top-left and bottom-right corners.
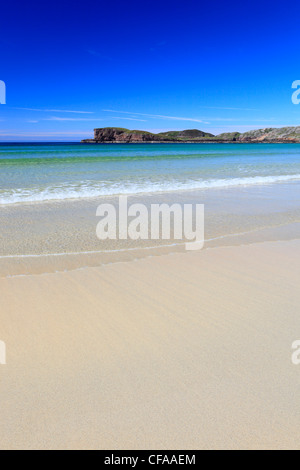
[81, 126, 300, 143]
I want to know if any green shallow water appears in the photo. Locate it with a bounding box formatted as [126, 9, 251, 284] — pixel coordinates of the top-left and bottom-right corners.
[1, 142, 300, 204]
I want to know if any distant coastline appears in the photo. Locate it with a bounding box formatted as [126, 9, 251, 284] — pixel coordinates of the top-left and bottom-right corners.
[81, 126, 300, 144]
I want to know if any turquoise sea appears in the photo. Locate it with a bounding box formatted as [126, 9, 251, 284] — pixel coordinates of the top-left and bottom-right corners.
[1, 142, 300, 204]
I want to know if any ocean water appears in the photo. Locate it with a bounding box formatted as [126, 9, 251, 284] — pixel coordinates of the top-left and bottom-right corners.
[1, 142, 300, 204]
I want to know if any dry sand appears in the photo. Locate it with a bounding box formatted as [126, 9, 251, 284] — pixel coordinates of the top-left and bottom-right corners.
[1, 240, 300, 449]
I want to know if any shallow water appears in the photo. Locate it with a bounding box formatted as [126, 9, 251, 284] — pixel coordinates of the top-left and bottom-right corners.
[1, 142, 300, 204]
[1, 182, 300, 276]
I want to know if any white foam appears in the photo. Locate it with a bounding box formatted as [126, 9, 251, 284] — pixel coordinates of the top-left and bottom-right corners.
[1, 174, 300, 205]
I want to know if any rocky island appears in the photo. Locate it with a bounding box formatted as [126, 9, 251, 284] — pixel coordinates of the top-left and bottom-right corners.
[81, 126, 300, 143]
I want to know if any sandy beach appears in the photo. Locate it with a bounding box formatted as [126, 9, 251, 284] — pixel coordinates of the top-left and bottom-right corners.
[1, 144, 300, 450]
[1, 238, 300, 449]
[2, 0, 300, 452]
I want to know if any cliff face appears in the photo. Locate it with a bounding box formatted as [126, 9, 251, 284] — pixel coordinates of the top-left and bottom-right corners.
[83, 127, 216, 143]
[93, 128, 161, 142]
[81, 126, 300, 143]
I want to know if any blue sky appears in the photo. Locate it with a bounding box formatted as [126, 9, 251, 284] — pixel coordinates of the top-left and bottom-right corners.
[0, 0, 300, 141]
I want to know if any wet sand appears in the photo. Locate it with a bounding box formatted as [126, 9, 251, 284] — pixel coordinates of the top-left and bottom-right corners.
[1, 240, 300, 449]
[1, 183, 300, 449]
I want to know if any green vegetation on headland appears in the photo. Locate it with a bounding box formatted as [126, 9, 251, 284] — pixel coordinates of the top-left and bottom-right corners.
[81, 126, 300, 143]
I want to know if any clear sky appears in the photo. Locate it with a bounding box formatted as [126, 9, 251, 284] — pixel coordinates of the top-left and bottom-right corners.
[1, 0, 300, 141]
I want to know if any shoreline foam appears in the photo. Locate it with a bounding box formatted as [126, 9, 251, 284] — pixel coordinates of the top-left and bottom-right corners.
[1, 174, 300, 205]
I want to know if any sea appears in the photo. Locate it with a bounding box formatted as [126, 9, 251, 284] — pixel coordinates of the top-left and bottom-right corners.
[1, 142, 300, 205]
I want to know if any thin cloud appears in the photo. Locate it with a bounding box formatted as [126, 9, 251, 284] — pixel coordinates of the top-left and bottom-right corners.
[111, 117, 147, 122]
[45, 116, 146, 122]
[0, 131, 93, 137]
[150, 41, 167, 52]
[103, 109, 207, 123]
[201, 117, 280, 122]
[31, 116, 147, 123]
[199, 106, 259, 111]
[45, 117, 104, 121]
[213, 124, 293, 129]
[11, 107, 94, 114]
[87, 50, 113, 61]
